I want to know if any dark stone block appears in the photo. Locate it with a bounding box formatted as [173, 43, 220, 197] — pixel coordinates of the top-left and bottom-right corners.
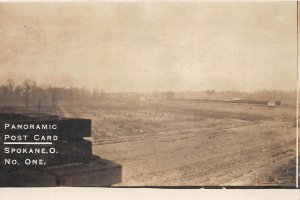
[49, 156, 122, 186]
[0, 140, 93, 170]
[0, 156, 122, 187]
[0, 118, 91, 140]
[0, 113, 122, 187]
[0, 170, 57, 187]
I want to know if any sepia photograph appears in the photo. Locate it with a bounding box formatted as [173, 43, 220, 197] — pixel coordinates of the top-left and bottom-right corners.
[0, 1, 298, 188]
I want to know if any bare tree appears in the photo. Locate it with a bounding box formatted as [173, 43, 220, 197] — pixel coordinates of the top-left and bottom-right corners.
[24, 80, 31, 108]
[51, 88, 60, 109]
[7, 79, 14, 95]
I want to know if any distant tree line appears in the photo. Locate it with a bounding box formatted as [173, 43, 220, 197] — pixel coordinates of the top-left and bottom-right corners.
[0, 79, 107, 109]
[0, 79, 296, 108]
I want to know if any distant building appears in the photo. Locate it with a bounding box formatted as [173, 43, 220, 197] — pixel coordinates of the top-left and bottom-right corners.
[267, 101, 276, 107]
[232, 98, 240, 101]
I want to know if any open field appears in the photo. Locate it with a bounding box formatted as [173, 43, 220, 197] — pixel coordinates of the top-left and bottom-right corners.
[60, 99, 296, 186]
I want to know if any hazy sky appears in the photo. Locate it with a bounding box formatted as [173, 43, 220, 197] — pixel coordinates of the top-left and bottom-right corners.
[0, 2, 297, 92]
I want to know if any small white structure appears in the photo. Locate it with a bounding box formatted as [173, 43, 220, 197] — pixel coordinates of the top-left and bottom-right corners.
[267, 101, 276, 107]
[232, 98, 240, 101]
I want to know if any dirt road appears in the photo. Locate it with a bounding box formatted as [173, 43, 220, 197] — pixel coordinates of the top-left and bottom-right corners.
[60, 100, 296, 186]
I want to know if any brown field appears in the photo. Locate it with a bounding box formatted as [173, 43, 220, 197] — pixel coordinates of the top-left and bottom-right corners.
[60, 99, 296, 186]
